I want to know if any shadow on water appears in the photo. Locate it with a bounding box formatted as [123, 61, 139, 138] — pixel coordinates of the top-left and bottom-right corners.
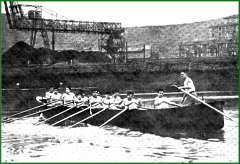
[103, 125, 224, 141]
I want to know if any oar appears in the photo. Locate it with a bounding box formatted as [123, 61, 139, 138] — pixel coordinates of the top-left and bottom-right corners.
[172, 84, 238, 124]
[35, 102, 84, 126]
[138, 106, 155, 110]
[5, 101, 73, 123]
[141, 99, 155, 102]
[99, 107, 129, 128]
[2, 99, 58, 121]
[69, 105, 111, 128]
[51, 103, 99, 126]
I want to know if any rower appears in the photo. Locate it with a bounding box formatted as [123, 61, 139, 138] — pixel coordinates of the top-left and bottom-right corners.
[111, 90, 123, 110]
[122, 91, 142, 110]
[89, 90, 103, 108]
[178, 72, 197, 105]
[48, 87, 62, 106]
[62, 86, 76, 105]
[45, 86, 54, 102]
[102, 91, 113, 108]
[154, 88, 181, 109]
[76, 90, 89, 106]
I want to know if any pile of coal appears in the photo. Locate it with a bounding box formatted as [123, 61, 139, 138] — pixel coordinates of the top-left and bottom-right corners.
[2, 41, 111, 68]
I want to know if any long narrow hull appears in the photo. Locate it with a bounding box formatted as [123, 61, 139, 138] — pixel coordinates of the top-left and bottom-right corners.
[41, 101, 224, 133]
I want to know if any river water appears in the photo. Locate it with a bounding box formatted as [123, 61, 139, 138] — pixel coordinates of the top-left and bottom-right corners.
[1, 90, 239, 162]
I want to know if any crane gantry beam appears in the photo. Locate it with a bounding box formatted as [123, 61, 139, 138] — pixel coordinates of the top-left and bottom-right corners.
[4, 1, 125, 53]
[12, 17, 124, 34]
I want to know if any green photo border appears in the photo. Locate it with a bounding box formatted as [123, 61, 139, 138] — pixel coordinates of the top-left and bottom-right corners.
[0, 0, 239, 163]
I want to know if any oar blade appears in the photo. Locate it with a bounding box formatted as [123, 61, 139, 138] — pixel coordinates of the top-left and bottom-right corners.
[2, 99, 60, 121]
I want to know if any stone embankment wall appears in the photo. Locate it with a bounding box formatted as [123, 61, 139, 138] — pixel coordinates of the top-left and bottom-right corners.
[3, 57, 237, 75]
[3, 58, 238, 92]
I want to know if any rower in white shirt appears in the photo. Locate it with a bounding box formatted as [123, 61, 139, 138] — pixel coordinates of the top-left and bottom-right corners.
[76, 90, 89, 106]
[89, 90, 103, 108]
[102, 91, 114, 108]
[122, 91, 142, 110]
[154, 88, 181, 109]
[111, 90, 123, 110]
[49, 87, 62, 106]
[45, 86, 54, 100]
[62, 86, 76, 105]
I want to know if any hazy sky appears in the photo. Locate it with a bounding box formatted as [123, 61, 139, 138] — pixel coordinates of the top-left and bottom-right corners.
[2, 1, 238, 27]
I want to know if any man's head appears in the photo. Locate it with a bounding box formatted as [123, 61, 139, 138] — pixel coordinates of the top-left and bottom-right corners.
[113, 90, 120, 97]
[49, 87, 54, 93]
[127, 91, 134, 100]
[81, 91, 86, 97]
[105, 91, 111, 98]
[77, 89, 83, 95]
[180, 72, 187, 79]
[157, 88, 164, 97]
[66, 86, 71, 94]
[92, 90, 99, 97]
[53, 87, 59, 95]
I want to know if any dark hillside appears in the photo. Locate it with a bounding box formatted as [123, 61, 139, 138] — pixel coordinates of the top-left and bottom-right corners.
[125, 19, 224, 58]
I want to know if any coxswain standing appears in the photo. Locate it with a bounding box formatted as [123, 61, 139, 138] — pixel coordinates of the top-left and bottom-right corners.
[178, 72, 197, 105]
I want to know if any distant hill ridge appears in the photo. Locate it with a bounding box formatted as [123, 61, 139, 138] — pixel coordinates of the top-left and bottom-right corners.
[2, 14, 233, 57]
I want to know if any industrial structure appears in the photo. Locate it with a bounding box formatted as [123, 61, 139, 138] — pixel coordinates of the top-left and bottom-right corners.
[4, 2, 238, 63]
[3, 1, 125, 56]
[179, 15, 238, 58]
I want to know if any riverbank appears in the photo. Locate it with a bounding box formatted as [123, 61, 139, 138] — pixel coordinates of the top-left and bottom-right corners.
[2, 69, 238, 92]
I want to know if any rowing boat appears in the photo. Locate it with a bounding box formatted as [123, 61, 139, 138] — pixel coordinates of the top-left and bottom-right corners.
[36, 96, 225, 132]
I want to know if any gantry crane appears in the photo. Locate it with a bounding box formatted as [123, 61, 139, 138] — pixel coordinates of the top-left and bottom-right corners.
[4, 1, 125, 55]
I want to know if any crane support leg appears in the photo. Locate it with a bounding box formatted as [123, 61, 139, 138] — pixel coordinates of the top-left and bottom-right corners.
[41, 30, 50, 49]
[30, 30, 37, 47]
[52, 31, 55, 50]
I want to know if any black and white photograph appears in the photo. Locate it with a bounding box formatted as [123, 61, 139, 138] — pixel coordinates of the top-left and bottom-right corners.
[1, 1, 239, 162]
